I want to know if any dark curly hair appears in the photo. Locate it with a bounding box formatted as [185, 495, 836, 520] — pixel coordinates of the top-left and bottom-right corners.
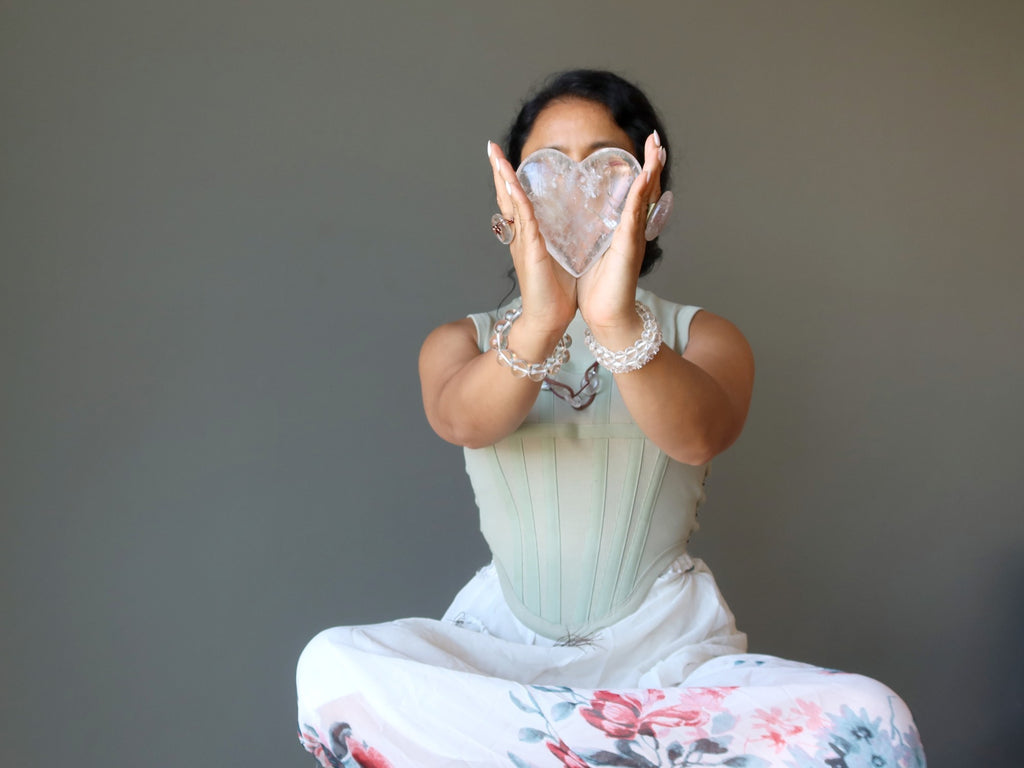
[504, 69, 671, 276]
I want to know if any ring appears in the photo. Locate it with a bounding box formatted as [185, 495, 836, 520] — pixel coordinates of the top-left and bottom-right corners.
[644, 191, 674, 241]
[491, 213, 515, 245]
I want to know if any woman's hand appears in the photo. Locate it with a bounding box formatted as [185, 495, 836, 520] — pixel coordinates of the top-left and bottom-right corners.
[417, 143, 583, 450]
[576, 132, 667, 348]
[488, 142, 577, 337]
[570, 134, 754, 466]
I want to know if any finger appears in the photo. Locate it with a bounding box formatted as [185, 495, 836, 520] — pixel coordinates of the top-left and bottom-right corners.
[487, 141, 514, 219]
[643, 132, 665, 205]
[487, 143, 530, 255]
[495, 159, 544, 250]
[616, 154, 657, 242]
[614, 131, 668, 242]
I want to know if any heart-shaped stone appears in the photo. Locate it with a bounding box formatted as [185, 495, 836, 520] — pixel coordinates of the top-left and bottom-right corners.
[517, 148, 640, 277]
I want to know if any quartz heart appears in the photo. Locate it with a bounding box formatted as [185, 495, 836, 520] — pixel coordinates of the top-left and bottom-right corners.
[516, 148, 641, 277]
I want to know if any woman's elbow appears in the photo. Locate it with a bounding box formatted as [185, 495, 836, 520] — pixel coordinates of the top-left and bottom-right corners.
[426, 410, 498, 450]
[667, 419, 743, 466]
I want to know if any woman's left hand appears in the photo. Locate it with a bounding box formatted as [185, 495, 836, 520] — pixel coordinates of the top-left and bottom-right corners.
[576, 132, 666, 347]
[574, 133, 753, 467]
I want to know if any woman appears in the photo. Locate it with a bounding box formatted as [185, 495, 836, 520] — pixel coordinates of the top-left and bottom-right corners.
[297, 70, 925, 768]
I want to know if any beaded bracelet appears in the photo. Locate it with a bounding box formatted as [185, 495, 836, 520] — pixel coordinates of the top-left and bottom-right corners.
[490, 307, 572, 382]
[584, 301, 663, 373]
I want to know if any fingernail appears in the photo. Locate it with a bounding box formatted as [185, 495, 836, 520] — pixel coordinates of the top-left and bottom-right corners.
[659, 147, 667, 165]
[653, 130, 662, 148]
[505, 180, 512, 195]
[487, 140, 493, 158]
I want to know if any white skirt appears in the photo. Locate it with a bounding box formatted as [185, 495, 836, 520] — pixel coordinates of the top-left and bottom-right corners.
[296, 557, 925, 767]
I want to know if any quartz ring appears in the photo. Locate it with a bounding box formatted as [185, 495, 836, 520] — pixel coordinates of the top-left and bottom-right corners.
[491, 213, 515, 245]
[644, 191, 674, 241]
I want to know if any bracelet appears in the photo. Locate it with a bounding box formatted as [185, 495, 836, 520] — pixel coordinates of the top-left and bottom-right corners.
[584, 301, 663, 373]
[490, 307, 572, 382]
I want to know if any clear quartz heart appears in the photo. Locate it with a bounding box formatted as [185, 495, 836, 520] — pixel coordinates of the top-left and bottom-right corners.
[516, 148, 641, 277]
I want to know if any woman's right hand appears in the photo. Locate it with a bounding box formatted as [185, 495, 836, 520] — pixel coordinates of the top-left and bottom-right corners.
[416, 144, 579, 450]
[487, 141, 577, 336]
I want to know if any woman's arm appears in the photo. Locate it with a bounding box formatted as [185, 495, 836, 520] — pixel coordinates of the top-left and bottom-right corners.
[576, 133, 754, 464]
[421, 136, 752, 460]
[420, 308, 754, 461]
[608, 309, 754, 465]
[419, 316, 563, 448]
[419, 142, 576, 448]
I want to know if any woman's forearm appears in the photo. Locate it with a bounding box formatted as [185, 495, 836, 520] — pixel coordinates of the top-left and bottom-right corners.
[419, 316, 568, 448]
[593, 310, 754, 465]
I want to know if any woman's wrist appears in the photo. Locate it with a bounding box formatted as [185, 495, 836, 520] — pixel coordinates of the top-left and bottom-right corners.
[506, 311, 571, 359]
[491, 307, 572, 381]
[584, 301, 663, 374]
[580, 310, 644, 351]
[576, 273, 642, 344]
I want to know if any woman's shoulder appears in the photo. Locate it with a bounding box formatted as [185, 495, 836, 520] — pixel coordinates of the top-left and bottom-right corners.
[463, 298, 526, 352]
[420, 316, 479, 360]
[636, 287, 700, 316]
[636, 288, 702, 353]
[636, 288, 749, 362]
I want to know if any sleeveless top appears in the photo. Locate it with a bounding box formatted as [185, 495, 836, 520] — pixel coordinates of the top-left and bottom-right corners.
[464, 289, 710, 640]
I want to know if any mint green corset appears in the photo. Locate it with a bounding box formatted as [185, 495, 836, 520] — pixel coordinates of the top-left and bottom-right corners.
[464, 290, 710, 639]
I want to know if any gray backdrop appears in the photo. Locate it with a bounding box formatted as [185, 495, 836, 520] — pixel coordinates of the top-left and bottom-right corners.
[3, 2, 1022, 766]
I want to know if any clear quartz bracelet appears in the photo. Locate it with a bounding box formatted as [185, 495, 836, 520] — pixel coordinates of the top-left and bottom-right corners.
[490, 306, 572, 382]
[584, 301, 663, 373]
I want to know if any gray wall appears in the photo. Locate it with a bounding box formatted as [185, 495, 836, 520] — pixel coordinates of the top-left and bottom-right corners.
[3, 2, 1021, 766]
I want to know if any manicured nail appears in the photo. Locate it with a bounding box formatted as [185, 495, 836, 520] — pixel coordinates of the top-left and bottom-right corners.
[487, 140, 493, 158]
[653, 130, 662, 148]
[659, 147, 667, 165]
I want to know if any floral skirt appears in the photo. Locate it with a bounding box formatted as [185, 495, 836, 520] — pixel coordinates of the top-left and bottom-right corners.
[296, 558, 925, 767]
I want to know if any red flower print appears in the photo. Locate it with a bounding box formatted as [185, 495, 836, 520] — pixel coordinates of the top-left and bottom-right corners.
[581, 689, 719, 741]
[752, 706, 806, 753]
[792, 699, 826, 730]
[674, 687, 733, 710]
[580, 691, 648, 739]
[346, 734, 395, 768]
[298, 728, 334, 768]
[546, 738, 591, 768]
[640, 704, 709, 734]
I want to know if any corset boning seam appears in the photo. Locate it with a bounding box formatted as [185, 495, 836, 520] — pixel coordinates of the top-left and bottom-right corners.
[472, 430, 701, 640]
